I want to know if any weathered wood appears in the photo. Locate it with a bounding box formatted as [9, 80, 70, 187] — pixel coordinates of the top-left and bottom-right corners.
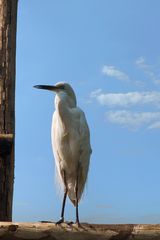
[0, 222, 160, 240]
[0, 0, 18, 221]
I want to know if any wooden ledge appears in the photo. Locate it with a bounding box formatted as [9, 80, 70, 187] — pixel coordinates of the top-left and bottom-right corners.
[0, 222, 160, 239]
[0, 134, 13, 139]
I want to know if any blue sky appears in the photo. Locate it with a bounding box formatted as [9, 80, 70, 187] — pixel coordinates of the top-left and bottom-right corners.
[14, 0, 160, 223]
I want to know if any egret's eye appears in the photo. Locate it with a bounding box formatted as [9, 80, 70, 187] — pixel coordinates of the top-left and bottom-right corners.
[59, 85, 65, 90]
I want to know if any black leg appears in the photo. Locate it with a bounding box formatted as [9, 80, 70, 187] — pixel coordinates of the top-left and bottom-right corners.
[56, 190, 67, 224]
[76, 196, 80, 225]
[56, 171, 67, 225]
[75, 171, 80, 227]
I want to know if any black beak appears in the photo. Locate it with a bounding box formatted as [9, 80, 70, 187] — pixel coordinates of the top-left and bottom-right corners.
[33, 85, 58, 91]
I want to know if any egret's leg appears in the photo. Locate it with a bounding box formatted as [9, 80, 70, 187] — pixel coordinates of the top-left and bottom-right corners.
[56, 171, 68, 225]
[75, 172, 80, 226]
[56, 190, 67, 224]
[76, 195, 80, 225]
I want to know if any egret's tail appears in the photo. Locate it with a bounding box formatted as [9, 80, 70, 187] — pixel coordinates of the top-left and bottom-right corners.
[67, 180, 84, 206]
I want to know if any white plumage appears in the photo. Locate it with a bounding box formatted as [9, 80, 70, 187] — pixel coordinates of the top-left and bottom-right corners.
[52, 83, 92, 205]
[34, 82, 92, 225]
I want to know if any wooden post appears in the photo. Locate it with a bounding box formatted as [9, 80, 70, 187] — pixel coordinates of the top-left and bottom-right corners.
[0, 0, 18, 221]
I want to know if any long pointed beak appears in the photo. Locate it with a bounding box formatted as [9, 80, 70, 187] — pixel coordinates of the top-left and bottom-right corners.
[33, 85, 57, 91]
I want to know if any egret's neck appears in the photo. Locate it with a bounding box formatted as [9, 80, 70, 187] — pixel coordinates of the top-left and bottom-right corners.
[54, 92, 76, 119]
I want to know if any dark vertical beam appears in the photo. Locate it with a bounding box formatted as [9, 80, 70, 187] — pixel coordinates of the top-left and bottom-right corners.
[0, 0, 18, 221]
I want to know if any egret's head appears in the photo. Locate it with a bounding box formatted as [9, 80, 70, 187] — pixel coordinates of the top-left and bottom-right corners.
[34, 82, 77, 107]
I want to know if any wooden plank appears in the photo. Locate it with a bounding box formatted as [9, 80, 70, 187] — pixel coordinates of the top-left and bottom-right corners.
[0, 222, 160, 240]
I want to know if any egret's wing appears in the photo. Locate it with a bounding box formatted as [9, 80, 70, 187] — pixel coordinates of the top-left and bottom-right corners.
[51, 111, 65, 194]
[66, 108, 92, 203]
[76, 108, 92, 200]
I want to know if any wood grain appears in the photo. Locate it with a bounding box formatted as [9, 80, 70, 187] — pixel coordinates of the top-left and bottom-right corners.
[0, 222, 160, 240]
[0, 0, 18, 220]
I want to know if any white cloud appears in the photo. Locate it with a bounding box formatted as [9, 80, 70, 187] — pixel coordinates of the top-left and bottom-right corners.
[91, 90, 160, 108]
[93, 58, 160, 130]
[135, 56, 160, 85]
[105, 110, 160, 129]
[90, 89, 102, 98]
[135, 56, 148, 69]
[148, 121, 160, 129]
[102, 65, 129, 81]
[153, 79, 160, 85]
[91, 89, 160, 130]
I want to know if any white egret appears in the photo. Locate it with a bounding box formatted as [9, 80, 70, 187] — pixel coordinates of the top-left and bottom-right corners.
[34, 82, 92, 226]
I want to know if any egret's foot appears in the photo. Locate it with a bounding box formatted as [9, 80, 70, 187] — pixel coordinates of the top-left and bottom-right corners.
[75, 221, 82, 228]
[56, 217, 64, 225]
[66, 221, 74, 226]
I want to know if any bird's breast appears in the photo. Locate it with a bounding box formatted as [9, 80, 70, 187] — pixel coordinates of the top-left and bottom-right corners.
[52, 113, 80, 171]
